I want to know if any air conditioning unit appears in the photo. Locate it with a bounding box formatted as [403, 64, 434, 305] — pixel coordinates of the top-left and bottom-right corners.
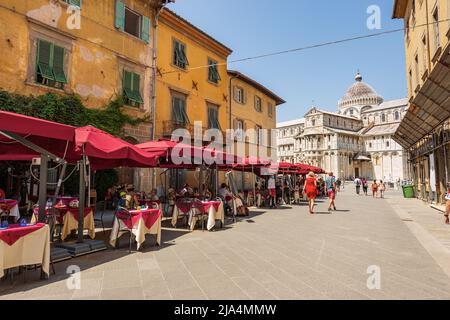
[32, 157, 41, 166]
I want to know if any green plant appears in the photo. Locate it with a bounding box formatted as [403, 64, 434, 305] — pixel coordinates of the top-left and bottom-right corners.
[0, 90, 149, 137]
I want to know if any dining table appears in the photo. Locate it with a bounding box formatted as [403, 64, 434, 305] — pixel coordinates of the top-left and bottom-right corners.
[0, 199, 20, 222]
[172, 200, 224, 231]
[0, 223, 50, 278]
[109, 208, 161, 250]
[32, 206, 95, 241]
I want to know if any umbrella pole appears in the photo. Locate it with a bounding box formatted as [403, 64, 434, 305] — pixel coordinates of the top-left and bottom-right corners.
[252, 165, 256, 207]
[37, 154, 49, 223]
[77, 156, 86, 243]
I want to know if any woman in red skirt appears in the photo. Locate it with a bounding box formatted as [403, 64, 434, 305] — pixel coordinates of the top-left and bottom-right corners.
[303, 171, 318, 214]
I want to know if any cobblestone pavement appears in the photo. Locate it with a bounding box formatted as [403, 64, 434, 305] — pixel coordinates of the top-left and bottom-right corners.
[1, 187, 450, 300]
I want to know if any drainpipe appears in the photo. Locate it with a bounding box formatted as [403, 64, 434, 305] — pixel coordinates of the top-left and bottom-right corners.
[150, 2, 169, 188]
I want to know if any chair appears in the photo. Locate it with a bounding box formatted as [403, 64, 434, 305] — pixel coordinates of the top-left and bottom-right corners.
[94, 200, 106, 234]
[191, 199, 207, 231]
[113, 207, 134, 253]
[175, 198, 193, 228]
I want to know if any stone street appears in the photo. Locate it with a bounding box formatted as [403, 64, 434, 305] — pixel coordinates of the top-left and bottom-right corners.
[1, 186, 450, 300]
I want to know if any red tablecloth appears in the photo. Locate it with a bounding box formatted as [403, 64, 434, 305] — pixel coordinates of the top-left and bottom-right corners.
[0, 223, 46, 246]
[56, 197, 78, 206]
[201, 201, 221, 213]
[118, 209, 161, 230]
[176, 201, 193, 214]
[33, 207, 92, 223]
[0, 199, 18, 211]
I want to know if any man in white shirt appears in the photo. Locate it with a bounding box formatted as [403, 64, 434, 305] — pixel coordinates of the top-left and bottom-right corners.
[268, 176, 276, 208]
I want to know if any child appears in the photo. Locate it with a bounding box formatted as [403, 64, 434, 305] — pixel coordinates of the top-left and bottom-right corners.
[371, 180, 378, 198]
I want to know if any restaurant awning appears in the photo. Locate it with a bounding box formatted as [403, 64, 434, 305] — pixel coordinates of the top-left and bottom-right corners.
[75, 126, 160, 169]
[393, 42, 450, 149]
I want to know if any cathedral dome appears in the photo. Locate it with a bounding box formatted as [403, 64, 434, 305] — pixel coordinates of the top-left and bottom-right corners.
[338, 72, 383, 112]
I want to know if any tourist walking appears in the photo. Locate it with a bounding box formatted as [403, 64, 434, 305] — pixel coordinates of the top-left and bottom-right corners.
[362, 178, 368, 196]
[325, 172, 337, 212]
[303, 171, 318, 214]
[379, 180, 386, 198]
[268, 175, 276, 208]
[354, 177, 362, 195]
[444, 189, 450, 225]
[336, 178, 342, 192]
[371, 180, 378, 198]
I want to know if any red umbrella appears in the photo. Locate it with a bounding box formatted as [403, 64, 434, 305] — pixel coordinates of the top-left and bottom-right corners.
[75, 126, 160, 169]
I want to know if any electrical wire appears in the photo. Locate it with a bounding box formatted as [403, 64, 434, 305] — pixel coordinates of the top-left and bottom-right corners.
[161, 18, 450, 75]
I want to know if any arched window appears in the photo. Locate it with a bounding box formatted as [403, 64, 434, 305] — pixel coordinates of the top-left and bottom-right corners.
[395, 111, 400, 121]
[381, 113, 386, 122]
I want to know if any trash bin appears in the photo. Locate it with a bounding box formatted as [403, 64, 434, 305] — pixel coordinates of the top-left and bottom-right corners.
[402, 185, 415, 198]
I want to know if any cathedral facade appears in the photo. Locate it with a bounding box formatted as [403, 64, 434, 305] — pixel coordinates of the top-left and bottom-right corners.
[277, 73, 409, 182]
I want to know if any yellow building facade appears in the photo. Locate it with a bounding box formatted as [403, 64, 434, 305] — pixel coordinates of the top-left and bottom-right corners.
[393, 0, 450, 204]
[0, 0, 167, 189]
[155, 9, 232, 141]
[227, 70, 285, 190]
[155, 9, 232, 189]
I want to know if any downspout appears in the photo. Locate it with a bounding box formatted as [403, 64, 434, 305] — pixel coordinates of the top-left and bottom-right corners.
[150, 3, 168, 188]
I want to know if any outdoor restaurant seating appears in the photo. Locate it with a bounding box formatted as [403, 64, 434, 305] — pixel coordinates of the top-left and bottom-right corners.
[0, 111, 325, 283]
[109, 206, 162, 252]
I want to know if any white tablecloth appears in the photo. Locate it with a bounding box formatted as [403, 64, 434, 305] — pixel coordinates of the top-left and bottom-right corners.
[0, 224, 50, 278]
[172, 202, 224, 231]
[109, 211, 161, 250]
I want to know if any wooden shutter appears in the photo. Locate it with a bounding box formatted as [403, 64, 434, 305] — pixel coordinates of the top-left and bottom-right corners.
[52, 45, 67, 83]
[69, 0, 82, 7]
[180, 98, 189, 124]
[37, 40, 54, 81]
[132, 73, 143, 103]
[123, 70, 133, 100]
[141, 16, 150, 43]
[115, 0, 125, 31]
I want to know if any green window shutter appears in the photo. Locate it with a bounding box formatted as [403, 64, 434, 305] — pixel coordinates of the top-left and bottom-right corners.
[52, 45, 67, 83]
[37, 40, 55, 81]
[131, 73, 143, 104]
[208, 108, 213, 128]
[180, 98, 189, 124]
[115, 0, 125, 31]
[123, 70, 133, 100]
[69, 0, 82, 8]
[180, 43, 189, 66]
[141, 16, 150, 43]
[172, 41, 179, 65]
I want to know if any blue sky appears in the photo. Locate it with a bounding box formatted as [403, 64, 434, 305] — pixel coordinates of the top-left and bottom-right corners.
[167, 0, 406, 122]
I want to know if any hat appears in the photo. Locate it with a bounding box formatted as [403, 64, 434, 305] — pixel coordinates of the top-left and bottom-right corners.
[445, 189, 450, 201]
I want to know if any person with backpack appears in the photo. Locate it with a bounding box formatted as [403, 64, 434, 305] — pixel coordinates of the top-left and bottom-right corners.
[354, 177, 362, 195]
[325, 172, 337, 212]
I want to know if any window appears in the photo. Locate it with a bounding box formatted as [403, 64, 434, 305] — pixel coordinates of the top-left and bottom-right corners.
[349, 109, 354, 116]
[62, 0, 82, 8]
[386, 141, 390, 148]
[207, 58, 220, 84]
[235, 86, 244, 104]
[235, 119, 244, 141]
[432, 7, 440, 52]
[422, 35, 427, 71]
[254, 96, 262, 112]
[172, 39, 188, 69]
[171, 94, 189, 124]
[267, 130, 272, 148]
[115, 0, 150, 43]
[268, 102, 273, 118]
[207, 104, 221, 130]
[395, 111, 400, 121]
[381, 113, 386, 122]
[123, 70, 143, 107]
[256, 125, 263, 144]
[369, 142, 372, 148]
[36, 39, 67, 89]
